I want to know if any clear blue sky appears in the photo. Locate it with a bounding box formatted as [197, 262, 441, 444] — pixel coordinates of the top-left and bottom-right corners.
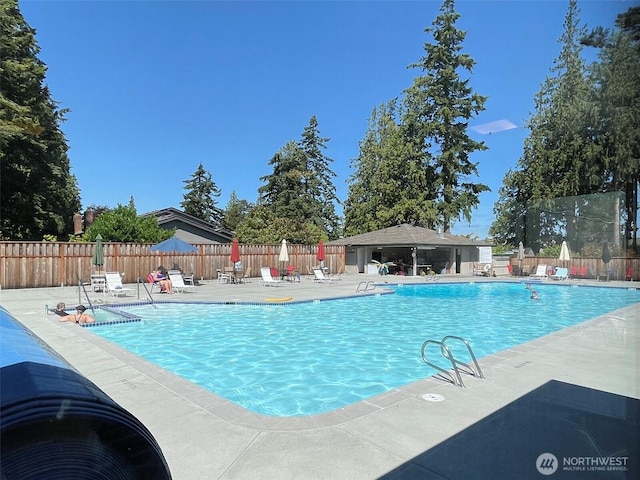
[21, 0, 630, 239]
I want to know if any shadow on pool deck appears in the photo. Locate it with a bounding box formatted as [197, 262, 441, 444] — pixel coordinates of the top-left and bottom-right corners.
[380, 380, 640, 480]
[1, 275, 639, 479]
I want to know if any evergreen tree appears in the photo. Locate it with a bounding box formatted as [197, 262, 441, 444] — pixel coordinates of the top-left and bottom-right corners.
[180, 163, 222, 223]
[344, 100, 436, 235]
[258, 141, 309, 219]
[0, 0, 81, 239]
[583, 7, 640, 250]
[221, 191, 253, 233]
[254, 116, 340, 243]
[402, 0, 489, 233]
[298, 116, 341, 238]
[490, 0, 637, 253]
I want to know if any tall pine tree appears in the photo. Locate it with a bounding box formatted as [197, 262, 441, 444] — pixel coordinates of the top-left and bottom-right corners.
[402, 0, 488, 233]
[0, 0, 80, 239]
[298, 116, 341, 239]
[180, 163, 222, 223]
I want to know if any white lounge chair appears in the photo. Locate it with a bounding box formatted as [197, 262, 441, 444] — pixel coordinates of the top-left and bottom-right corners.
[312, 267, 335, 283]
[168, 270, 197, 293]
[550, 267, 568, 280]
[216, 269, 230, 284]
[259, 266, 282, 287]
[104, 272, 133, 297]
[530, 265, 548, 278]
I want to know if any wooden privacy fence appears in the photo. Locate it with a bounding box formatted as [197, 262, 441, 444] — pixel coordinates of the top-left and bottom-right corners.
[511, 256, 639, 281]
[0, 242, 346, 289]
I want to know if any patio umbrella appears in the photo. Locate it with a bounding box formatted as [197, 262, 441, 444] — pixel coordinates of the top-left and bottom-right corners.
[279, 239, 289, 269]
[317, 240, 326, 267]
[92, 234, 104, 273]
[558, 241, 571, 266]
[601, 242, 611, 266]
[517, 241, 525, 276]
[230, 238, 241, 270]
[149, 236, 197, 253]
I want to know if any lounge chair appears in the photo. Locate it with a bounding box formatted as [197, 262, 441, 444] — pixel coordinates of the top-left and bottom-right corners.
[550, 267, 568, 280]
[259, 266, 282, 287]
[530, 265, 548, 279]
[216, 269, 230, 284]
[569, 266, 579, 279]
[104, 272, 133, 297]
[312, 267, 335, 283]
[168, 270, 197, 293]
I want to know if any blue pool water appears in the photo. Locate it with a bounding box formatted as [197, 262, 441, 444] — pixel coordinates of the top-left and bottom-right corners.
[89, 283, 640, 416]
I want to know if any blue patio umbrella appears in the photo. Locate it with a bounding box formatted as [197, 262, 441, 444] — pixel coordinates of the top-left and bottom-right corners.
[149, 236, 197, 253]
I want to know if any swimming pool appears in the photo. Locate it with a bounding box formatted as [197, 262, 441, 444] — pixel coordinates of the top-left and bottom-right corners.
[89, 283, 640, 416]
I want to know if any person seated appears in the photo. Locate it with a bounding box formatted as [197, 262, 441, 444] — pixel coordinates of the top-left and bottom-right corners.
[149, 268, 173, 293]
[53, 302, 68, 317]
[58, 305, 94, 325]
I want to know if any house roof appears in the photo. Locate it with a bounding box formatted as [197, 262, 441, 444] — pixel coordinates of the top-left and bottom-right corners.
[142, 207, 234, 243]
[328, 224, 492, 248]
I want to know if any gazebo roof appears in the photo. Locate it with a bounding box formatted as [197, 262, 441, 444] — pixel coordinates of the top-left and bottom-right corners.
[328, 224, 492, 247]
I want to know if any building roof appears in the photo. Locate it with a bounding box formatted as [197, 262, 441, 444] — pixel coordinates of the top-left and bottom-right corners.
[328, 224, 492, 248]
[142, 207, 233, 244]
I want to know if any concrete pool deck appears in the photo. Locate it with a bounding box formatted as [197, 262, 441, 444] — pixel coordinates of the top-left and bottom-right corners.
[2, 274, 638, 479]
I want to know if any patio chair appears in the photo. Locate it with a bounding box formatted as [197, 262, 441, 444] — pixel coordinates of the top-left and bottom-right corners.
[530, 265, 548, 279]
[259, 266, 282, 287]
[168, 270, 197, 293]
[104, 272, 133, 297]
[216, 269, 230, 284]
[550, 267, 569, 281]
[312, 267, 336, 283]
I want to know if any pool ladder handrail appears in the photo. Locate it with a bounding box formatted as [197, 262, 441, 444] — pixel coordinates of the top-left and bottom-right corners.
[356, 281, 376, 293]
[78, 279, 97, 316]
[420, 335, 485, 388]
[138, 277, 157, 308]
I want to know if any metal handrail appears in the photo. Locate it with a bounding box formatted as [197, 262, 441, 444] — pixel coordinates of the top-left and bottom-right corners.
[420, 339, 465, 387]
[78, 280, 96, 316]
[138, 277, 157, 308]
[441, 335, 485, 380]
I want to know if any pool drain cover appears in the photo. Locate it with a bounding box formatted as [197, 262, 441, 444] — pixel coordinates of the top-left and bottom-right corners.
[421, 393, 445, 402]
